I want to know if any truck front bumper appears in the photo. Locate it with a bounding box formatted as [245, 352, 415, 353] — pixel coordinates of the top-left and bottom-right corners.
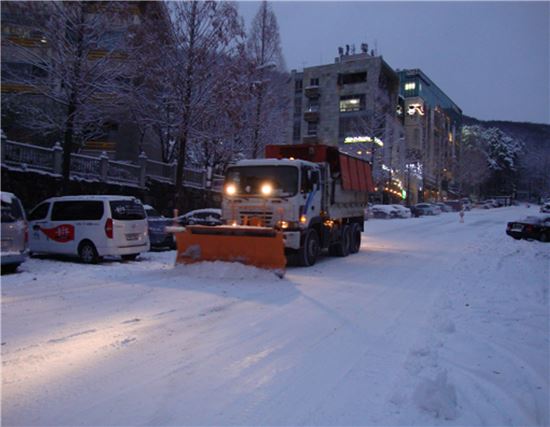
[283, 231, 301, 250]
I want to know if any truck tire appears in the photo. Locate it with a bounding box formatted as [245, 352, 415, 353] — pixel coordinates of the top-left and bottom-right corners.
[350, 223, 362, 254]
[329, 224, 351, 257]
[297, 229, 320, 266]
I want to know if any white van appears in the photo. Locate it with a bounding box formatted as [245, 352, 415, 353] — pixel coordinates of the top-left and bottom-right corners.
[28, 195, 150, 263]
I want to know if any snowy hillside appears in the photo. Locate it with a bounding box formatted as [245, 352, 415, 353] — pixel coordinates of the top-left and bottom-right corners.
[2, 206, 549, 426]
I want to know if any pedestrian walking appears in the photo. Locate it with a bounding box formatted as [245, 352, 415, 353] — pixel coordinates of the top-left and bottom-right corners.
[459, 208, 465, 223]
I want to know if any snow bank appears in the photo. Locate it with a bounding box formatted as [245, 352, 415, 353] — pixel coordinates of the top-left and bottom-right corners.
[174, 260, 283, 281]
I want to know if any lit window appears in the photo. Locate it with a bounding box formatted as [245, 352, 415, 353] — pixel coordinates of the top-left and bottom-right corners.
[404, 82, 416, 91]
[340, 95, 364, 112]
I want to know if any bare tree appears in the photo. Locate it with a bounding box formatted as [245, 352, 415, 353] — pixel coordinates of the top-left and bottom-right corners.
[2, 1, 130, 191]
[246, 0, 287, 158]
[143, 1, 244, 210]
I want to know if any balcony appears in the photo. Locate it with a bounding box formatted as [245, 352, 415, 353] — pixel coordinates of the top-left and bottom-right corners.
[304, 85, 320, 98]
[303, 106, 319, 122]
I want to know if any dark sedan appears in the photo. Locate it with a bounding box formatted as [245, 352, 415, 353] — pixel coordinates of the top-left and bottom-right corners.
[144, 205, 175, 250]
[506, 215, 550, 242]
[177, 208, 222, 227]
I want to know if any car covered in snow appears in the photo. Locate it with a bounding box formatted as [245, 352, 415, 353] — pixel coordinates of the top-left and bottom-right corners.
[1, 192, 28, 273]
[370, 204, 399, 219]
[435, 202, 453, 213]
[539, 202, 550, 213]
[144, 205, 175, 250]
[444, 200, 464, 212]
[506, 215, 550, 242]
[391, 205, 412, 218]
[177, 208, 222, 226]
[460, 198, 472, 210]
[414, 203, 440, 216]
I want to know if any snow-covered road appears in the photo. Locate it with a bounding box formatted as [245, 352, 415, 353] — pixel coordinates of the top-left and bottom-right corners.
[2, 206, 548, 426]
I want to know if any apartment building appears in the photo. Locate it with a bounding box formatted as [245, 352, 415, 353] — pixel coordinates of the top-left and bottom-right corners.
[1, 1, 169, 161]
[398, 69, 463, 201]
[288, 46, 406, 202]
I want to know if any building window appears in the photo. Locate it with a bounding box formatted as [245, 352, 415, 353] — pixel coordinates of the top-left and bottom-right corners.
[339, 94, 365, 112]
[404, 82, 416, 91]
[295, 79, 303, 92]
[338, 71, 367, 85]
[293, 119, 301, 141]
[307, 98, 319, 111]
[294, 95, 302, 115]
[307, 121, 318, 135]
[310, 77, 319, 86]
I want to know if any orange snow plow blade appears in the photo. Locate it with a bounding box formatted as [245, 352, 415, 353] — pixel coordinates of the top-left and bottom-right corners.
[174, 225, 286, 275]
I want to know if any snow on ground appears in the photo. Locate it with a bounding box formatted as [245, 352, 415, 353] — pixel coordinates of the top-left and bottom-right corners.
[1, 206, 548, 426]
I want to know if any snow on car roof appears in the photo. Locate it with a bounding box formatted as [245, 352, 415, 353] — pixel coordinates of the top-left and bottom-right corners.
[43, 195, 139, 202]
[0, 191, 15, 204]
[180, 208, 221, 218]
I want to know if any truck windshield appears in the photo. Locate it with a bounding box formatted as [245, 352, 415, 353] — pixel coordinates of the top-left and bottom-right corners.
[225, 166, 298, 197]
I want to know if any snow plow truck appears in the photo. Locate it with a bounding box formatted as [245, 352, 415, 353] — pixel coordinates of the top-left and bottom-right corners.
[174, 144, 374, 276]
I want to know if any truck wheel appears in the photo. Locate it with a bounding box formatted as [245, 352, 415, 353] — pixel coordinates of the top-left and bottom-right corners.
[350, 223, 362, 254]
[297, 229, 320, 267]
[330, 224, 351, 257]
[79, 241, 100, 264]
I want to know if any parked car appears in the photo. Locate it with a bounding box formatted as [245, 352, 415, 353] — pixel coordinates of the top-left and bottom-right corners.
[370, 204, 399, 219]
[391, 205, 412, 218]
[506, 215, 550, 242]
[1, 192, 28, 273]
[444, 200, 463, 212]
[484, 199, 500, 208]
[540, 203, 550, 213]
[177, 208, 222, 226]
[144, 204, 175, 250]
[430, 204, 442, 215]
[435, 202, 453, 213]
[414, 203, 440, 216]
[28, 195, 150, 263]
[460, 198, 472, 210]
[475, 200, 494, 209]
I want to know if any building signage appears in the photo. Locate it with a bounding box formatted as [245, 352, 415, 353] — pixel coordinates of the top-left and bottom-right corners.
[344, 136, 384, 146]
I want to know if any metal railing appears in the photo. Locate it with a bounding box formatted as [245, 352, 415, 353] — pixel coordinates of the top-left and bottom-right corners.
[2, 140, 54, 172]
[145, 158, 174, 183]
[107, 160, 140, 185]
[1, 138, 223, 192]
[71, 153, 102, 180]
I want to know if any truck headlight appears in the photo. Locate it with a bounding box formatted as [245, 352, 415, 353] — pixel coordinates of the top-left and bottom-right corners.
[261, 183, 273, 196]
[276, 220, 298, 230]
[226, 183, 236, 195]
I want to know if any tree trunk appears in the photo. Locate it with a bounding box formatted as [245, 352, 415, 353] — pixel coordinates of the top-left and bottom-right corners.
[61, 9, 84, 194]
[61, 103, 76, 193]
[174, 2, 198, 212]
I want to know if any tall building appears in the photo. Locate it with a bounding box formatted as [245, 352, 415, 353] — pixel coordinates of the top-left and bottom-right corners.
[398, 69, 463, 202]
[288, 45, 406, 202]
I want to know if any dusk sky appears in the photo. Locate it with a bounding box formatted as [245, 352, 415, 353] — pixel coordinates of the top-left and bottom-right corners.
[238, 1, 550, 125]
